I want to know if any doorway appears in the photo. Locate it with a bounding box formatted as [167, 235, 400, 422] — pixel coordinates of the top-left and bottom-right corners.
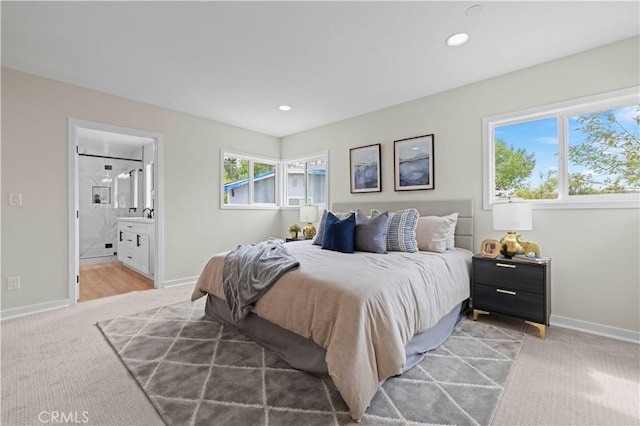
[68, 119, 164, 304]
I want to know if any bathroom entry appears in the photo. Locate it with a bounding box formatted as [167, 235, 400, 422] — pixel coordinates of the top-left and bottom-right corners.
[68, 120, 163, 304]
[79, 149, 144, 265]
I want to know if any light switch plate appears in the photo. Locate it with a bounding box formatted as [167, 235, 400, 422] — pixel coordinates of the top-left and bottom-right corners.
[7, 277, 20, 291]
[9, 193, 22, 206]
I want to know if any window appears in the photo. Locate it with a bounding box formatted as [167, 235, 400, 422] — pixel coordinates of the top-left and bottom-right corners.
[221, 150, 328, 209]
[483, 87, 639, 209]
[222, 152, 278, 207]
[144, 162, 154, 210]
[284, 153, 328, 209]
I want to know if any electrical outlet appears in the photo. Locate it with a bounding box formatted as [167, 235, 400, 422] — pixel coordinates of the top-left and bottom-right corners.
[7, 277, 21, 291]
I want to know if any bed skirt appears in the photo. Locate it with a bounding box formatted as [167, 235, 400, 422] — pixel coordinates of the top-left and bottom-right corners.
[204, 294, 467, 377]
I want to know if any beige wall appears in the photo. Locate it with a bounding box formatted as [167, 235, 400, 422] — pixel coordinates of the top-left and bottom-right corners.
[281, 37, 640, 333]
[2, 37, 639, 334]
[1, 68, 281, 311]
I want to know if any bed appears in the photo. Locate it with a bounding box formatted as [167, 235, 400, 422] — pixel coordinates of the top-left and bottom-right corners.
[192, 200, 474, 421]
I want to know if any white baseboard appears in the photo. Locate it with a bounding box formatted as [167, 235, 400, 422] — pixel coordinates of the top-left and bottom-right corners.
[550, 314, 639, 344]
[0, 299, 69, 320]
[163, 276, 198, 288]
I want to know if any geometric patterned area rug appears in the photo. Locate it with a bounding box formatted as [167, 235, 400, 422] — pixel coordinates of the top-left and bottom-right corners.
[97, 299, 525, 426]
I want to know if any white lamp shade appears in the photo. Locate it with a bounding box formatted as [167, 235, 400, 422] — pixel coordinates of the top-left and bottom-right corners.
[299, 205, 319, 223]
[492, 202, 533, 231]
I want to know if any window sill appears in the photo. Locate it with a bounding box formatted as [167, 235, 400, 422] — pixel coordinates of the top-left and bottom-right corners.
[220, 205, 280, 211]
[484, 198, 639, 210]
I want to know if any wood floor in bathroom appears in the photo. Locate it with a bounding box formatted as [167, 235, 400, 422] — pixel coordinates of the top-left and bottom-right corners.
[79, 262, 154, 302]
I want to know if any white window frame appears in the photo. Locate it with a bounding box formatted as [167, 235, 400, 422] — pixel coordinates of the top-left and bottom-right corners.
[483, 86, 640, 210]
[221, 149, 280, 210]
[281, 151, 329, 211]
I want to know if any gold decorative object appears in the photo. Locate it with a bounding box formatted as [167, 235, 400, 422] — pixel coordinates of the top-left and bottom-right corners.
[303, 223, 316, 240]
[517, 236, 540, 257]
[299, 205, 319, 240]
[499, 231, 525, 257]
[498, 233, 541, 257]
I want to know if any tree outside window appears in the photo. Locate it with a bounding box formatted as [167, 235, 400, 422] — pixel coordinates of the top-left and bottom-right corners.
[488, 88, 639, 207]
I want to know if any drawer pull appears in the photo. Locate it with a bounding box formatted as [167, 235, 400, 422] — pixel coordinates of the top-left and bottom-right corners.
[496, 263, 516, 269]
[496, 289, 517, 296]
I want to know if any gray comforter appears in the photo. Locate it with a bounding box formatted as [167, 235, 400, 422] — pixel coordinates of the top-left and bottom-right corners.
[223, 240, 300, 323]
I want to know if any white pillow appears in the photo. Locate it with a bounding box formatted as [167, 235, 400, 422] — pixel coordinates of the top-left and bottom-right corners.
[416, 215, 455, 253]
[443, 212, 459, 249]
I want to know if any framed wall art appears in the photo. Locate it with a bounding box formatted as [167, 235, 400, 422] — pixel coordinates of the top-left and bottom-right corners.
[394, 134, 434, 191]
[350, 143, 382, 193]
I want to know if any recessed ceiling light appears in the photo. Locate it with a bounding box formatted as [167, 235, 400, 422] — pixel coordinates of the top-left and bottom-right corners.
[446, 33, 470, 47]
[278, 105, 291, 111]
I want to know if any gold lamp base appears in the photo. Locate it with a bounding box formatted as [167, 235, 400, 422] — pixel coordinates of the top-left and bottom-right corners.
[303, 222, 316, 240]
[499, 231, 540, 257]
[499, 231, 523, 257]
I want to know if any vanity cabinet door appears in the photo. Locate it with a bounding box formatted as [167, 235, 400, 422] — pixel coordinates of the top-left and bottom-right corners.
[133, 233, 150, 274]
[117, 230, 136, 265]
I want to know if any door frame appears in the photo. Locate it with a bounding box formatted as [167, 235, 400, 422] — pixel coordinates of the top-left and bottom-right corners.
[67, 118, 165, 304]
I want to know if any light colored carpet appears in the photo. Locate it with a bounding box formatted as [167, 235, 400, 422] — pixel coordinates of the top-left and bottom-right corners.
[97, 300, 524, 425]
[2, 285, 639, 425]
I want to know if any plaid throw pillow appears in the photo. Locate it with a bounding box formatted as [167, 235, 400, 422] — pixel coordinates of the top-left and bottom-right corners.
[386, 209, 419, 252]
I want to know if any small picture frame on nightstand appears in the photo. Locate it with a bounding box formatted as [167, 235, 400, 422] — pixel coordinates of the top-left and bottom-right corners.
[480, 239, 500, 258]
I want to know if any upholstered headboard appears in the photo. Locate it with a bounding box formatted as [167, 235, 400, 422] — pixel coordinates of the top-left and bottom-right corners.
[331, 199, 474, 252]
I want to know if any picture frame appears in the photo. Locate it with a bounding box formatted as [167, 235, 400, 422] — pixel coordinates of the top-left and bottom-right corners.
[394, 134, 434, 191]
[92, 186, 111, 204]
[350, 143, 382, 193]
[480, 239, 501, 258]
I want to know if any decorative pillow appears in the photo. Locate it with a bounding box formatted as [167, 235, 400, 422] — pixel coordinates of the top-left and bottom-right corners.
[321, 212, 356, 253]
[443, 212, 459, 249]
[415, 215, 455, 253]
[386, 209, 419, 252]
[313, 210, 352, 245]
[313, 210, 328, 245]
[355, 209, 389, 254]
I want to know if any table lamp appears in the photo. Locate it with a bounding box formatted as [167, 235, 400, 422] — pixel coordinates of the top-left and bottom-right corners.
[300, 205, 319, 240]
[492, 201, 538, 257]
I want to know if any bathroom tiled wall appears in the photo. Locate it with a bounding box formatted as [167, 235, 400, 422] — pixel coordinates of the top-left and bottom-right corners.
[79, 156, 143, 263]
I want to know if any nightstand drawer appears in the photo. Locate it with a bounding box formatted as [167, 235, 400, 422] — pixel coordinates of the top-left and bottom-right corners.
[474, 259, 544, 294]
[474, 283, 545, 324]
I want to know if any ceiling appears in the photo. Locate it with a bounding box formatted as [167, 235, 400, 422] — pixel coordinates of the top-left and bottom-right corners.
[2, 1, 638, 138]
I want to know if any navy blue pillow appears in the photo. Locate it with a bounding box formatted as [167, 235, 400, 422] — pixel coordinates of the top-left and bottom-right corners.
[321, 212, 356, 253]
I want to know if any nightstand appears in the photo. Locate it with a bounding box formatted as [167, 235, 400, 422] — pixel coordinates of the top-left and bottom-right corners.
[472, 255, 551, 339]
[285, 238, 306, 242]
